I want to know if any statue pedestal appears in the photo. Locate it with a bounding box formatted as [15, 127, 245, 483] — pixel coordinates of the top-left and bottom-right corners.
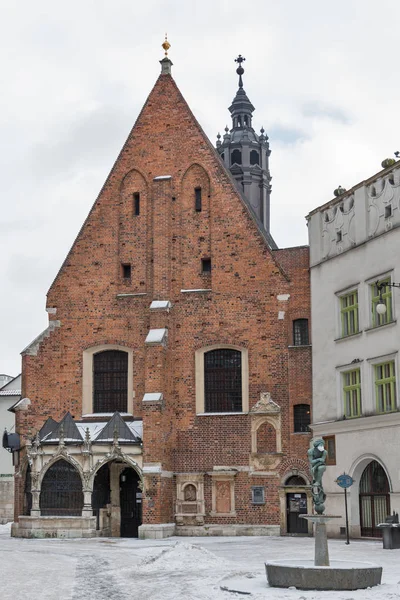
[300, 514, 340, 566]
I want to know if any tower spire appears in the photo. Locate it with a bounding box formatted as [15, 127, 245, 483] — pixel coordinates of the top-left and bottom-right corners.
[160, 34, 173, 75]
[215, 55, 274, 244]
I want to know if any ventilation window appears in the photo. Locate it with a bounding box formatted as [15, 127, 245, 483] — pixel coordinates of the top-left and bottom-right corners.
[195, 187, 202, 212]
[201, 258, 211, 273]
[385, 205, 392, 219]
[122, 264, 131, 279]
[133, 193, 140, 216]
[336, 231, 342, 242]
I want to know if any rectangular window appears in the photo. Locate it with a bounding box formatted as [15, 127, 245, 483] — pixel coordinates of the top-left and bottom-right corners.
[195, 187, 202, 212]
[133, 193, 140, 216]
[371, 279, 393, 327]
[293, 319, 309, 346]
[323, 435, 336, 465]
[122, 264, 131, 279]
[340, 290, 358, 337]
[343, 369, 361, 418]
[202, 258, 211, 273]
[375, 361, 396, 413]
[251, 486, 265, 505]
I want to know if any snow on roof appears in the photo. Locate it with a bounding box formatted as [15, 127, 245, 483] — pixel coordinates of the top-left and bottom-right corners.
[0, 389, 21, 396]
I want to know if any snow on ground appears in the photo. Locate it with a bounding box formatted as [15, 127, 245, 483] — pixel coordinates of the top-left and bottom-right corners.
[0, 522, 400, 600]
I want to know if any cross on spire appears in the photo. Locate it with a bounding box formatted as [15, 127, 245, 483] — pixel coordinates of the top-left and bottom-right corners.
[234, 55, 246, 88]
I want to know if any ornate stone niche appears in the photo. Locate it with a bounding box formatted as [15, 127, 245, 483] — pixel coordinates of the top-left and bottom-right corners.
[209, 469, 237, 517]
[175, 474, 205, 525]
[250, 392, 283, 472]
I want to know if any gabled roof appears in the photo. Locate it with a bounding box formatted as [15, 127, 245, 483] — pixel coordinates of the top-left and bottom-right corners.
[94, 411, 140, 443]
[38, 417, 59, 440]
[41, 412, 83, 443]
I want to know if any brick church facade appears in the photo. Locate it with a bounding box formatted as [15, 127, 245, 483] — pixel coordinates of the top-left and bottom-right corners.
[11, 49, 312, 539]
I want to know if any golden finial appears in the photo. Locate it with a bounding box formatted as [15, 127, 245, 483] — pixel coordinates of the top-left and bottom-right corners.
[162, 33, 171, 56]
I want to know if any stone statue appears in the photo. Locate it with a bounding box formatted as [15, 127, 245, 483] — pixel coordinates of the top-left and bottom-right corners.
[308, 438, 327, 514]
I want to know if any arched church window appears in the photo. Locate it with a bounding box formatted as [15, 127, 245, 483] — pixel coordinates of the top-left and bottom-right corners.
[40, 460, 83, 516]
[93, 350, 128, 413]
[250, 150, 259, 166]
[204, 349, 242, 412]
[237, 117, 242, 128]
[244, 116, 248, 126]
[231, 149, 242, 165]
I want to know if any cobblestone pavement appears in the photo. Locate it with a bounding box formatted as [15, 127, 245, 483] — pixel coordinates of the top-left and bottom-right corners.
[1, 524, 400, 600]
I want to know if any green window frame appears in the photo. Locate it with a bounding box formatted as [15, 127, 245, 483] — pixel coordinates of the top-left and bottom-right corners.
[340, 291, 359, 337]
[371, 279, 393, 327]
[343, 368, 362, 418]
[375, 361, 396, 413]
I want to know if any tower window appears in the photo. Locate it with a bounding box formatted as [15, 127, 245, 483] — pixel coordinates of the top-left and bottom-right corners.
[231, 149, 242, 165]
[202, 258, 211, 273]
[122, 264, 131, 279]
[195, 187, 202, 212]
[133, 193, 140, 216]
[250, 150, 260, 166]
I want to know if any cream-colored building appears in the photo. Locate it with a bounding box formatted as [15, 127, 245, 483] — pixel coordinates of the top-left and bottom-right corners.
[307, 160, 400, 538]
[0, 374, 21, 522]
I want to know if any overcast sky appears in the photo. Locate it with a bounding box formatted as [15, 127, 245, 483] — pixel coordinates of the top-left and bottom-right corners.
[1, 1, 399, 376]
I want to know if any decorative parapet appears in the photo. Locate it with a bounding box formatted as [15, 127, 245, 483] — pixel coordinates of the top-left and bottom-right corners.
[21, 321, 61, 356]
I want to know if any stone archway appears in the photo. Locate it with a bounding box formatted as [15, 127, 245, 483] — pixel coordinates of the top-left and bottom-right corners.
[91, 458, 142, 537]
[349, 455, 392, 538]
[39, 459, 83, 516]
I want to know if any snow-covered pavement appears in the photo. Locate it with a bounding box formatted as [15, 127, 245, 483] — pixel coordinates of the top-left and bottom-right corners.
[1, 523, 399, 600]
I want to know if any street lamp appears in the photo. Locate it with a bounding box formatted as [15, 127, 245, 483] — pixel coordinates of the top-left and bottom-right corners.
[376, 281, 400, 315]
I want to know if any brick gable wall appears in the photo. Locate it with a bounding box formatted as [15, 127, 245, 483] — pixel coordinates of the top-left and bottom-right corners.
[17, 72, 311, 529]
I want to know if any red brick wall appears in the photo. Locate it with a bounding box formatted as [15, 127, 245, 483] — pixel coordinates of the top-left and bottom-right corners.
[17, 73, 312, 528]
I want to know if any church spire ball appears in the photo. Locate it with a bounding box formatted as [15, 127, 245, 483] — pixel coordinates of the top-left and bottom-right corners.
[162, 33, 171, 56]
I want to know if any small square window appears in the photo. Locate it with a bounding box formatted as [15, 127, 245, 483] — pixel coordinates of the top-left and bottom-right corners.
[251, 486, 265, 505]
[202, 258, 211, 273]
[122, 264, 131, 279]
[385, 205, 392, 219]
[133, 193, 140, 216]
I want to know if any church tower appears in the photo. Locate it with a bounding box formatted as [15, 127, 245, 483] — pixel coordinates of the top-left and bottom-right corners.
[216, 56, 274, 242]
